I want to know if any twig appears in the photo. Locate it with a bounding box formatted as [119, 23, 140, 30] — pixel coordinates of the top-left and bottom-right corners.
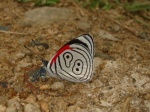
[109, 18, 138, 37]
[0, 30, 34, 36]
[102, 11, 139, 37]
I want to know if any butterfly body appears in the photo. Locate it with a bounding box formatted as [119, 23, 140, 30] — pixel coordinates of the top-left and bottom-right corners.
[44, 34, 94, 82]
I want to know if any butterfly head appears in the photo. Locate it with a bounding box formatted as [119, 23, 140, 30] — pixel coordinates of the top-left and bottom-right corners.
[41, 59, 49, 68]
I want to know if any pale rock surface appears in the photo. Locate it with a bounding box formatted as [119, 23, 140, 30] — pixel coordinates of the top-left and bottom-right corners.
[21, 7, 74, 26]
[0, 105, 6, 112]
[51, 82, 65, 90]
[25, 103, 41, 112]
[25, 94, 37, 103]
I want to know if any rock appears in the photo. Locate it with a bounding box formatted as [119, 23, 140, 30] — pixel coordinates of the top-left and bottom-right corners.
[0, 105, 6, 112]
[40, 101, 49, 112]
[7, 98, 20, 107]
[25, 103, 41, 112]
[90, 108, 102, 112]
[16, 53, 25, 60]
[76, 21, 91, 31]
[16, 61, 32, 71]
[0, 96, 8, 105]
[144, 100, 150, 110]
[99, 29, 120, 41]
[54, 99, 68, 111]
[67, 105, 81, 112]
[7, 97, 23, 112]
[138, 32, 150, 40]
[99, 101, 112, 107]
[14, 84, 23, 92]
[50, 82, 65, 90]
[17, 61, 31, 68]
[91, 79, 103, 88]
[37, 94, 45, 101]
[26, 94, 37, 103]
[111, 24, 120, 32]
[79, 88, 91, 95]
[39, 84, 51, 90]
[144, 93, 150, 100]
[6, 107, 17, 112]
[21, 7, 74, 26]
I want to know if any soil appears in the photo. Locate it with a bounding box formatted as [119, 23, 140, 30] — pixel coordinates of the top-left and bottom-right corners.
[0, 0, 150, 112]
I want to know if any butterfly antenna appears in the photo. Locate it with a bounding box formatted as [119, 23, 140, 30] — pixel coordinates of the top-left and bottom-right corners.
[32, 39, 41, 51]
[24, 45, 34, 53]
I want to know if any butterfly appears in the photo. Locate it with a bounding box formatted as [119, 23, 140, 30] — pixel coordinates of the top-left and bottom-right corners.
[41, 34, 94, 82]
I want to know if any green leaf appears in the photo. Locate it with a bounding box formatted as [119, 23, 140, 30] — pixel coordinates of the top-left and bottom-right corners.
[125, 2, 150, 12]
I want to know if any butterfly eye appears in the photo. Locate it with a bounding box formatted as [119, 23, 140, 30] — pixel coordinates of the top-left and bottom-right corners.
[77, 63, 80, 66]
[66, 55, 70, 59]
[76, 68, 79, 71]
[63, 52, 73, 68]
[73, 59, 83, 75]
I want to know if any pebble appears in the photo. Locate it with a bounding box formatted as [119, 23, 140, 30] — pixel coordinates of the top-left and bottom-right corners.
[91, 108, 102, 112]
[25, 103, 41, 112]
[6, 107, 17, 112]
[37, 94, 45, 101]
[16, 53, 25, 59]
[111, 24, 120, 32]
[67, 105, 81, 112]
[50, 82, 65, 90]
[16, 62, 31, 71]
[18, 61, 31, 68]
[14, 84, 23, 92]
[0, 105, 6, 112]
[40, 101, 49, 112]
[99, 29, 120, 41]
[39, 84, 51, 90]
[25, 94, 37, 103]
[77, 21, 91, 31]
[7, 97, 20, 107]
[144, 93, 150, 100]
[7, 97, 23, 112]
[91, 79, 103, 88]
[144, 100, 150, 110]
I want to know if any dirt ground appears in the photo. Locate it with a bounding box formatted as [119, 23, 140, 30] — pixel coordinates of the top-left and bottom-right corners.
[0, 0, 150, 112]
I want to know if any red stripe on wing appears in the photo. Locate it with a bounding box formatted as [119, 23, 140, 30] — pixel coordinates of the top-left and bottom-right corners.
[50, 45, 72, 65]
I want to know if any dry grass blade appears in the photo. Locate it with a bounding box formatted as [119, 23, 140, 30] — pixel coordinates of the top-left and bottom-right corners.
[0, 30, 35, 36]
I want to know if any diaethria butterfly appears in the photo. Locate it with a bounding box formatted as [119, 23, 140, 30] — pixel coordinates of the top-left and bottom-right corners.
[42, 34, 94, 82]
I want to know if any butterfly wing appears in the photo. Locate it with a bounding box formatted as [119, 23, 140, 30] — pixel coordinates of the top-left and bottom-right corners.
[46, 34, 94, 82]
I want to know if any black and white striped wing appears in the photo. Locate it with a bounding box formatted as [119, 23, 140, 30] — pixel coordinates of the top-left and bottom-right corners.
[46, 34, 94, 82]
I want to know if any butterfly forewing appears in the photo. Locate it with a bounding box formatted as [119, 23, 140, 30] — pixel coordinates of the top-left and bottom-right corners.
[46, 34, 94, 82]
[77, 34, 94, 58]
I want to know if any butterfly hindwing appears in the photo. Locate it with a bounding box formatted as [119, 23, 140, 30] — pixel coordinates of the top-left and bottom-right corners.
[46, 34, 94, 82]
